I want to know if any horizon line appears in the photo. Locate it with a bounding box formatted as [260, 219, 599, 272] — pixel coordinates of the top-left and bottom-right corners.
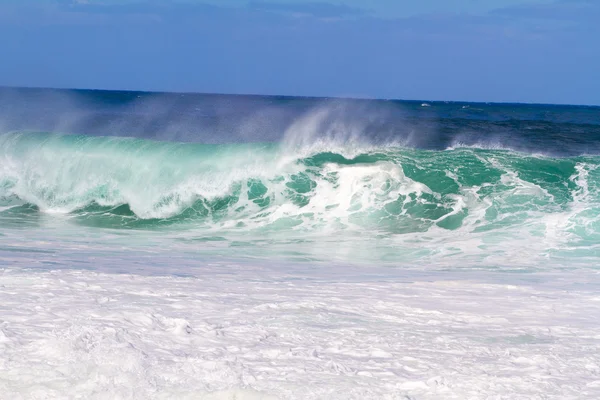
[1, 84, 599, 109]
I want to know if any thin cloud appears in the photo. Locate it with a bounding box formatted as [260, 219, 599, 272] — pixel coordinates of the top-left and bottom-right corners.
[492, 0, 600, 24]
[247, 1, 370, 19]
[58, 1, 223, 15]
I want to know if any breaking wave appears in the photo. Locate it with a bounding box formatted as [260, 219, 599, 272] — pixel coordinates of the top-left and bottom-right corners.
[1, 131, 599, 247]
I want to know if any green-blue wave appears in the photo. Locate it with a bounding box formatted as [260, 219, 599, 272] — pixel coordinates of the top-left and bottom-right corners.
[1, 132, 599, 246]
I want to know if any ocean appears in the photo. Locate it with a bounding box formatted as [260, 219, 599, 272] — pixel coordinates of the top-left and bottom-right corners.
[1, 87, 599, 399]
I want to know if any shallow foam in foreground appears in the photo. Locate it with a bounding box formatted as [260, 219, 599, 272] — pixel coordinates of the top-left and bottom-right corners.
[1, 266, 599, 399]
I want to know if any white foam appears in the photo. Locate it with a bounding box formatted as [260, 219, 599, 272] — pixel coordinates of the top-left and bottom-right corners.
[0, 267, 599, 399]
[445, 141, 514, 152]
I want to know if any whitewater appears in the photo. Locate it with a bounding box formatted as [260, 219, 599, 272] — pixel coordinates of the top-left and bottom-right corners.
[1, 88, 600, 399]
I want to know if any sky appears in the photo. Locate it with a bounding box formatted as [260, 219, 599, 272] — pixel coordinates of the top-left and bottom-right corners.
[0, 0, 598, 105]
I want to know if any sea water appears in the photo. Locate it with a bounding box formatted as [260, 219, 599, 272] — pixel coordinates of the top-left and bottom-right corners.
[1, 88, 599, 399]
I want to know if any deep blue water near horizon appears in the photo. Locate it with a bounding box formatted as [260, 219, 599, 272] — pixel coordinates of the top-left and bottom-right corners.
[2, 86, 600, 154]
[1, 86, 599, 271]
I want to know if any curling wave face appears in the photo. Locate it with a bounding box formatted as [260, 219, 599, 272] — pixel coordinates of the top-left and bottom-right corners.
[1, 131, 599, 267]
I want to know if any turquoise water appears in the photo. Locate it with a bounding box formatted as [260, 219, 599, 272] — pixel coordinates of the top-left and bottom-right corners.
[1, 130, 598, 269]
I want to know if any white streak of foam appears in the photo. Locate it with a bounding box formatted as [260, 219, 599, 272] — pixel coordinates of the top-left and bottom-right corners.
[543, 163, 600, 245]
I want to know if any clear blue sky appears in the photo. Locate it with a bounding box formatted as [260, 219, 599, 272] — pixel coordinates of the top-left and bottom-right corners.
[1, 0, 598, 105]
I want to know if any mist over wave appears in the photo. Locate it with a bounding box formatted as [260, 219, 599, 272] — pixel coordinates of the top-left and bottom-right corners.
[2, 87, 600, 154]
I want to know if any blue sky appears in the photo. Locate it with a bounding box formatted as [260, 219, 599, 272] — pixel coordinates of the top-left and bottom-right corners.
[0, 0, 598, 105]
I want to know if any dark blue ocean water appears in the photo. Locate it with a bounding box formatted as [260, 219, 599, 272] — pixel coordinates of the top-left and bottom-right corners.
[1, 86, 599, 155]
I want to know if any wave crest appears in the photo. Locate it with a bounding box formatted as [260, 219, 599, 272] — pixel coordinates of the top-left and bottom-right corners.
[0, 132, 598, 252]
